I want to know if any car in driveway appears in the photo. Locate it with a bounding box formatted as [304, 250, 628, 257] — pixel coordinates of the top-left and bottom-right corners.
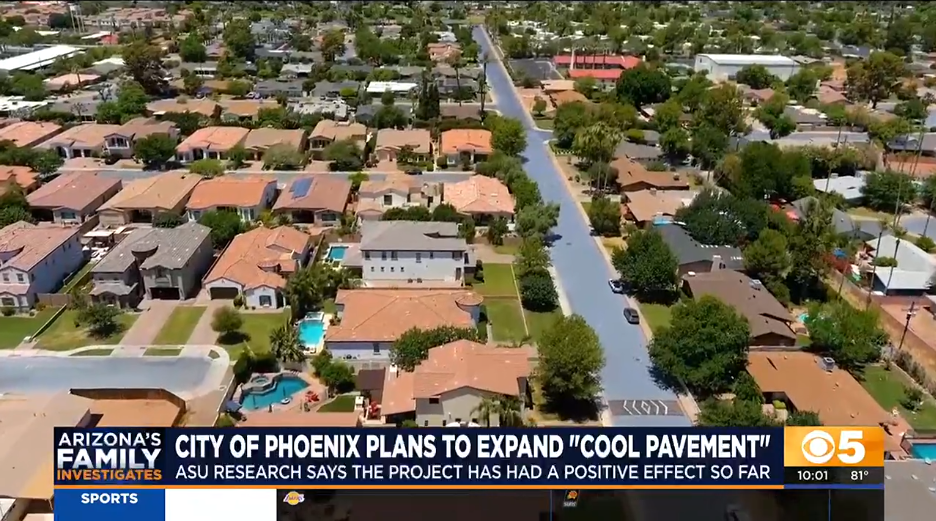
[623, 307, 640, 324]
[608, 279, 625, 294]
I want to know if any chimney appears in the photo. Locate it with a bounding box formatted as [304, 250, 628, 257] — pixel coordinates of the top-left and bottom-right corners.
[818, 357, 836, 373]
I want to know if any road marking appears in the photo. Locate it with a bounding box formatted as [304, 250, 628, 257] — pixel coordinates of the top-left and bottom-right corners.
[608, 399, 681, 416]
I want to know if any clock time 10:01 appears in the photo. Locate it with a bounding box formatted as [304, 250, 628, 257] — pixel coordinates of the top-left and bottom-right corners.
[797, 469, 830, 483]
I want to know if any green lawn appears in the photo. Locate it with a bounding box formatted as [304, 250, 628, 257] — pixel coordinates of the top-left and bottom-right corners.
[639, 303, 672, 333]
[0, 308, 58, 349]
[485, 298, 527, 343]
[36, 310, 138, 351]
[70, 348, 114, 357]
[218, 310, 290, 358]
[525, 309, 561, 344]
[318, 394, 356, 412]
[152, 307, 206, 345]
[144, 347, 183, 357]
[493, 243, 519, 256]
[847, 207, 895, 222]
[859, 365, 936, 430]
[534, 117, 554, 130]
[475, 263, 518, 297]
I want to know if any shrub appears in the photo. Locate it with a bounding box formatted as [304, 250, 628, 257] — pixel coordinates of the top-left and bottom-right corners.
[872, 256, 898, 267]
[772, 400, 787, 410]
[233, 294, 245, 308]
[1, 306, 15, 316]
[901, 387, 923, 411]
[518, 269, 559, 312]
[211, 306, 243, 335]
[401, 419, 419, 428]
[436, 156, 447, 169]
[915, 235, 935, 253]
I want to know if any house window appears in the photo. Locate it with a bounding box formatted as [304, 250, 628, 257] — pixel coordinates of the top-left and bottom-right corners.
[383, 195, 392, 205]
[390, 267, 395, 272]
[400, 266, 404, 272]
[416, 253, 422, 263]
[380, 267, 385, 272]
[381, 252, 387, 260]
[429, 252, 434, 260]
[1, 274, 7, 282]
[372, 343, 380, 354]
[427, 196, 434, 205]
[424, 420, 429, 427]
[391, 251, 398, 260]
[452, 252, 460, 260]
[16, 274, 25, 283]
[60, 211, 77, 220]
[0, 297, 14, 307]
[259, 295, 272, 307]
[429, 398, 440, 404]
[364, 251, 371, 260]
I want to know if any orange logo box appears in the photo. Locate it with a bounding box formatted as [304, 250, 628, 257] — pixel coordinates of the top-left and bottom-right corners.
[784, 427, 885, 467]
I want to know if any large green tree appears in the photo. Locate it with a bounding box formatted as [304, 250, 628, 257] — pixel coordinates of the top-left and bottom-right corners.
[536, 315, 605, 413]
[648, 296, 751, 396]
[197, 210, 244, 249]
[615, 64, 671, 108]
[223, 19, 256, 60]
[845, 51, 904, 109]
[491, 117, 527, 157]
[805, 301, 886, 370]
[390, 326, 483, 371]
[610, 229, 678, 299]
[698, 398, 779, 427]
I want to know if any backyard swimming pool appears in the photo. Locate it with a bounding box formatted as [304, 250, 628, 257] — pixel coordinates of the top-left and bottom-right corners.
[911, 442, 936, 460]
[327, 245, 348, 261]
[240, 374, 308, 410]
[298, 313, 325, 347]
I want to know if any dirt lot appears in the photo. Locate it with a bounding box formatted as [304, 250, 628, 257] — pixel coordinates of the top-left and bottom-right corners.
[882, 303, 936, 377]
[508, 58, 563, 81]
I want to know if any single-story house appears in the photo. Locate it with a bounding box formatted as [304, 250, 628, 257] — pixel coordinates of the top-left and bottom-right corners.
[27, 171, 121, 224]
[243, 128, 307, 161]
[374, 129, 432, 163]
[36, 123, 120, 159]
[97, 172, 201, 227]
[865, 235, 936, 296]
[439, 129, 492, 166]
[175, 126, 250, 163]
[272, 176, 351, 226]
[442, 175, 514, 224]
[656, 223, 743, 277]
[185, 177, 276, 223]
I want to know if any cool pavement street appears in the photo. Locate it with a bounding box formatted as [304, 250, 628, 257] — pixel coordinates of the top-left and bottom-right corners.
[471, 27, 688, 428]
[470, 24, 773, 521]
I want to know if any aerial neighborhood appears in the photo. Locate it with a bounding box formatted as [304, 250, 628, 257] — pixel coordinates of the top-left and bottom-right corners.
[1, 1, 936, 519]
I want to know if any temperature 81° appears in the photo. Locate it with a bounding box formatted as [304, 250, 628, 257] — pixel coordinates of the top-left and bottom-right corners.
[850, 469, 870, 482]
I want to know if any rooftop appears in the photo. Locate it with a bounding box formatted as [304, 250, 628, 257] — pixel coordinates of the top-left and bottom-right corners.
[0, 222, 81, 272]
[443, 176, 514, 215]
[439, 129, 492, 155]
[0, 45, 82, 72]
[27, 171, 120, 212]
[99, 172, 200, 212]
[813, 174, 865, 200]
[657, 223, 744, 269]
[360, 221, 468, 252]
[111, 117, 177, 140]
[327, 289, 482, 343]
[186, 177, 273, 210]
[37, 123, 120, 149]
[613, 156, 688, 190]
[176, 126, 249, 153]
[624, 189, 696, 223]
[92, 223, 211, 272]
[375, 128, 432, 154]
[243, 128, 305, 151]
[382, 340, 534, 416]
[866, 235, 936, 291]
[273, 176, 351, 212]
[0, 121, 62, 147]
[204, 226, 311, 290]
[310, 120, 367, 141]
[147, 97, 219, 117]
[698, 54, 798, 66]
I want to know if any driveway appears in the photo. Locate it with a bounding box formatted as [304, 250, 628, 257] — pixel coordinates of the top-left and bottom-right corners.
[119, 300, 178, 346]
[0, 356, 211, 395]
[473, 27, 687, 427]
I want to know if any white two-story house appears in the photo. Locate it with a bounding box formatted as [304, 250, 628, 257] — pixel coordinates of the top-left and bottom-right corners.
[342, 221, 474, 286]
[0, 222, 85, 311]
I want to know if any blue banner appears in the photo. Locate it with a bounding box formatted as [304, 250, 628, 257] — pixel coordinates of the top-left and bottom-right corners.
[54, 427, 784, 487]
[54, 489, 165, 521]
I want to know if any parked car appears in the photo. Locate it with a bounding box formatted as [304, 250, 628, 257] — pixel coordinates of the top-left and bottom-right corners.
[623, 307, 639, 324]
[608, 279, 625, 294]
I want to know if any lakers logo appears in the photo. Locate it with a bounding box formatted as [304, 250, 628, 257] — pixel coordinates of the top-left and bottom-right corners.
[283, 491, 305, 506]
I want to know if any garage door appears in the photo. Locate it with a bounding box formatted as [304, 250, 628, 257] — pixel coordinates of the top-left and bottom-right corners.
[150, 287, 181, 300]
[209, 287, 240, 300]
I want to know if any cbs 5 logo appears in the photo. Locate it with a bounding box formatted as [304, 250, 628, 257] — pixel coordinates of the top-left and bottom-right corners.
[801, 430, 866, 465]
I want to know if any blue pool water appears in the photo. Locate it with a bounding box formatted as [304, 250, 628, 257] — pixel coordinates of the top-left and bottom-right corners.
[911, 443, 936, 460]
[798, 313, 809, 323]
[327, 245, 348, 261]
[299, 318, 325, 346]
[240, 375, 308, 410]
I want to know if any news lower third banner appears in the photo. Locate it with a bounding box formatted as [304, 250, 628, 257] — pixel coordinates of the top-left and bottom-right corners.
[53, 426, 885, 489]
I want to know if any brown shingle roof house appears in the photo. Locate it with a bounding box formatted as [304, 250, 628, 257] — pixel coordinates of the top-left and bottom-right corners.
[243, 128, 307, 161]
[682, 270, 796, 346]
[203, 226, 313, 307]
[273, 176, 351, 226]
[326, 289, 483, 346]
[746, 351, 905, 452]
[613, 156, 689, 192]
[623, 189, 696, 224]
[185, 177, 276, 221]
[380, 339, 534, 421]
[27, 171, 121, 224]
[0, 121, 63, 148]
[374, 129, 433, 162]
[97, 172, 202, 227]
[176, 126, 250, 162]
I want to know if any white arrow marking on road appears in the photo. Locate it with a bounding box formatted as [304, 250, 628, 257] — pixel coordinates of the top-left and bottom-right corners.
[640, 401, 652, 415]
[621, 400, 633, 415]
[660, 401, 669, 415]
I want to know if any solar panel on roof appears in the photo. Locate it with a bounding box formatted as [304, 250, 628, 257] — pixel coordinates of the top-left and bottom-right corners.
[290, 178, 313, 198]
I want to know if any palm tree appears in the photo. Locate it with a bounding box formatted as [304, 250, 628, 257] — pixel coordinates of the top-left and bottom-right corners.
[496, 396, 524, 427]
[471, 396, 499, 427]
[479, 52, 489, 120]
[572, 123, 622, 191]
[270, 325, 305, 365]
[865, 218, 890, 309]
[446, 50, 464, 107]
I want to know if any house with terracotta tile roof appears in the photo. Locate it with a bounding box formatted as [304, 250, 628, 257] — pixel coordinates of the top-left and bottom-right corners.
[36, 123, 120, 159]
[613, 156, 690, 192]
[309, 120, 367, 159]
[550, 90, 589, 106]
[439, 129, 492, 167]
[175, 126, 250, 163]
[98, 172, 202, 227]
[185, 177, 276, 222]
[427, 42, 461, 63]
[103, 117, 179, 159]
[442, 176, 514, 224]
[622, 189, 697, 226]
[146, 98, 220, 119]
[325, 288, 483, 361]
[355, 175, 441, 222]
[243, 128, 307, 161]
[218, 99, 281, 122]
[89, 223, 213, 306]
[203, 226, 313, 307]
[27, 171, 121, 224]
[0, 121, 63, 148]
[341, 221, 474, 285]
[380, 340, 533, 425]
[0, 166, 39, 196]
[272, 176, 351, 226]
[0, 222, 84, 310]
[44, 73, 101, 92]
[374, 129, 433, 163]
[554, 54, 642, 88]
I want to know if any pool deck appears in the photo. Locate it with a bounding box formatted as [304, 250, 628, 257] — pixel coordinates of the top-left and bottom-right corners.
[237, 371, 326, 414]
